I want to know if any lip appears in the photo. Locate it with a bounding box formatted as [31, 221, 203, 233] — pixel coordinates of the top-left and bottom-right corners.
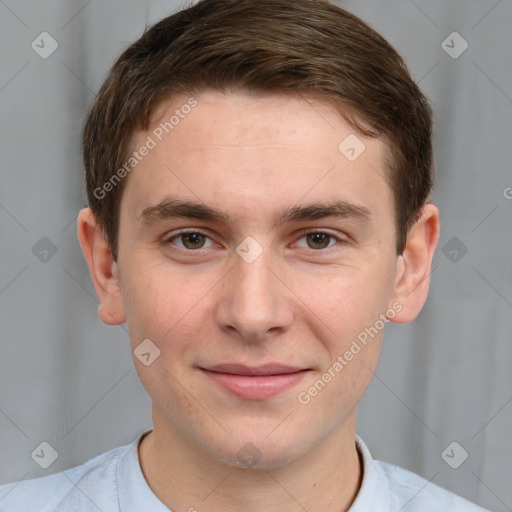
[200, 364, 309, 400]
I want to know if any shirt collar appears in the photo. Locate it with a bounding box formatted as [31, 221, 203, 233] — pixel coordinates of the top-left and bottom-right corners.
[117, 428, 170, 511]
[350, 434, 390, 510]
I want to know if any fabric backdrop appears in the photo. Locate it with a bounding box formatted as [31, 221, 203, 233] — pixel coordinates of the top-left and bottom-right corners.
[1, 1, 511, 510]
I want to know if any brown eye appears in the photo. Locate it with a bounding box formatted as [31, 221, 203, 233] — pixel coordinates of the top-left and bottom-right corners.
[180, 232, 206, 249]
[306, 232, 332, 249]
[165, 231, 213, 250]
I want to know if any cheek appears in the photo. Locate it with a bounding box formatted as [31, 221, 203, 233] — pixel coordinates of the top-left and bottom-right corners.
[292, 263, 394, 342]
[122, 263, 214, 356]
[122, 266, 211, 421]
[290, 261, 394, 408]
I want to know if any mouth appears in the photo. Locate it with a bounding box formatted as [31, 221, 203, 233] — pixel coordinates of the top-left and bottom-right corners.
[199, 363, 310, 400]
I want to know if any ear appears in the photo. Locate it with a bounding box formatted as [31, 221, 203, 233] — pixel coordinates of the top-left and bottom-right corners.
[388, 203, 440, 324]
[76, 207, 126, 325]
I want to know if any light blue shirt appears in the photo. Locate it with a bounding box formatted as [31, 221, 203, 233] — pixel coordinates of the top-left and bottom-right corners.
[0, 429, 489, 511]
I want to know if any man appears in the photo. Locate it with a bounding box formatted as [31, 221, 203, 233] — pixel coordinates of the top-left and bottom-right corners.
[0, 0, 490, 510]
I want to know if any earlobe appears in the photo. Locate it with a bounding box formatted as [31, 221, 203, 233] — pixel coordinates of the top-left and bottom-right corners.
[77, 207, 126, 326]
[389, 203, 440, 324]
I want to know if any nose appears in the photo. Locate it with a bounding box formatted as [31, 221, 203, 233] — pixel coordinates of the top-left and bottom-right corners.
[214, 245, 294, 344]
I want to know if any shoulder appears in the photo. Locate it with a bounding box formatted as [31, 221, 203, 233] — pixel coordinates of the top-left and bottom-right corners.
[353, 435, 489, 512]
[0, 443, 128, 512]
[376, 459, 489, 511]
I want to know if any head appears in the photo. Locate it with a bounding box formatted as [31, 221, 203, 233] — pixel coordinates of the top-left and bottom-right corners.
[78, 0, 439, 469]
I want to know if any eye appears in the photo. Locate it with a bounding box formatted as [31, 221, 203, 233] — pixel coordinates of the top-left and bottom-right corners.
[163, 229, 345, 252]
[295, 231, 343, 250]
[164, 230, 216, 250]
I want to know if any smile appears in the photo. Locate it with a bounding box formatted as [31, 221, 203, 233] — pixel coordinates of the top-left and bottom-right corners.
[199, 364, 310, 400]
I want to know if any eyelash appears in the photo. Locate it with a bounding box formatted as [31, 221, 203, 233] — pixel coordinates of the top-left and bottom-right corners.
[162, 229, 347, 252]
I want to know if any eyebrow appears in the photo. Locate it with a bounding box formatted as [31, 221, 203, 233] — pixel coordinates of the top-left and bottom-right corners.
[136, 197, 372, 227]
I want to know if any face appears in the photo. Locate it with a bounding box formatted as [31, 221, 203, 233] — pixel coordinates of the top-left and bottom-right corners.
[97, 91, 412, 468]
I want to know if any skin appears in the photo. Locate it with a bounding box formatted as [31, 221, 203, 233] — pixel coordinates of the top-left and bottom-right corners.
[77, 91, 439, 512]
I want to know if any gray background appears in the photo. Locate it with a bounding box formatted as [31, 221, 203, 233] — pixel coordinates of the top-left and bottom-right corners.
[1, 1, 511, 510]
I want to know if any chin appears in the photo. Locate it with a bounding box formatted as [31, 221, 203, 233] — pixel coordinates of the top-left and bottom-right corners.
[208, 435, 306, 471]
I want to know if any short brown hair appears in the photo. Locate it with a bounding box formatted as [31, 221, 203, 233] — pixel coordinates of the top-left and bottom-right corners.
[82, 0, 434, 259]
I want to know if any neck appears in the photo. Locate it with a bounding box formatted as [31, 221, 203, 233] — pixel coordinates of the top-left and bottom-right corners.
[138, 409, 363, 512]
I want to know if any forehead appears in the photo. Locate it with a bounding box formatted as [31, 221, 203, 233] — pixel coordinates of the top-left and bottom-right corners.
[148, 91, 367, 154]
[121, 91, 392, 227]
